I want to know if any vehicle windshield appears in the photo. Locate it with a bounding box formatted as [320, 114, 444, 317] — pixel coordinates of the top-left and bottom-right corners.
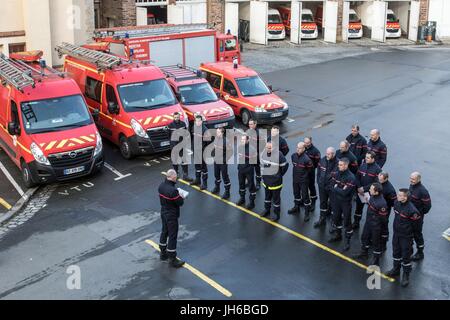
[302, 14, 314, 22]
[268, 14, 282, 24]
[224, 38, 237, 51]
[387, 13, 398, 22]
[236, 76, 271, 97]
[21, 95, 92, 134]
[349, 13, 360, 23]
[179, 83, 218, 105]
[117, 79, 177, 112]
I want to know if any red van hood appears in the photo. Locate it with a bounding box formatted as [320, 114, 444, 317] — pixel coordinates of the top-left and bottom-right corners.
[31, 124, 98, 156]
[183, 100, 233, 120]
[241, 94, 287, 111]
[302, 22, 317, 29]
[129, 104, 185, 130]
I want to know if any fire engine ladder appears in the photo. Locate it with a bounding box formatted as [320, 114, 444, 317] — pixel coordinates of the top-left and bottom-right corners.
[95, 24, 209, 39]
[55, 43, 122, 70]
[0, 54, 35, 91]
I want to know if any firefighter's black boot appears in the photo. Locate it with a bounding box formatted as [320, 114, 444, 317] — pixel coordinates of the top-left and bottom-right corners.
[246, 198, 255, 210]
[191, 173, 201, 186]
[271, 211, 280, 222]
[255, 178, 261, 191]
[211, 183, 220, 195]
[221, 186, 230, 200]
[236, 194, 246, 206]
[200, 175, 208, 190]
[371, 254, 381, 267]
[352, 216, 361, 230]
[401, 270, 410, 287]
[160, 248, 168, 261]
[385, 261, 401, 277]
[310, 198, 316, 212]
[287, 205, 300, 215]
[260, 207, 270, 218]
[354, 247, 369, 260]
[182, 174, 194, 183]
[343, 237, 351, 252]
[313, 216, 326, 228]
[328, 230, 342, 243]
[411, 248, 424, 261]
[169, 257, 185, 268]
[304, 207, 311, 222]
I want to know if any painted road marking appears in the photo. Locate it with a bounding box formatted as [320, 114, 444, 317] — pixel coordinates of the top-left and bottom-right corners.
[0, 161, 26, 198]
[145, 239, 233, 298]
[162, 171, 395, 283]
[443, 227, 450, 242]
[286, 117, 295, 123]
[0, 197, 12, 210]
[104, 162, 132, 181]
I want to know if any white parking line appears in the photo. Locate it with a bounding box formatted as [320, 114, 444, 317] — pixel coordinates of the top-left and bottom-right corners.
[0, 161, 26, 198]
[104, 162, 132, 181]
[286, 117, 295, 123]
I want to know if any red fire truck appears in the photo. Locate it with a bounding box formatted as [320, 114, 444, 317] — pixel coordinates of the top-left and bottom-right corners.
[161, 65, 235, 129]
[56, 43, 187, 160]
[0, 51, 104, 187]
[92, 24, 241, 68]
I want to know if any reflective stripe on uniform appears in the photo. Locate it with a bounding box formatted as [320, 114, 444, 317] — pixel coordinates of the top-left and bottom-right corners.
[262, 183, 283, 190]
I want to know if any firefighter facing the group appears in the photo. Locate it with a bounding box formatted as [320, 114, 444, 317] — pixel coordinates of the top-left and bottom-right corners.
[211, 127, 233, 199]
[329, 158, 357, 251]
[336, 140, 359, 175]
[169, 112, 193, 182]
[260, 142, 289, 222]
[191, 115, 210, 190]
[236, 134, 258, 209]
[367, 129, 387, 168]
[314, 147, 338, 228]
[248, 119, 264, 190]
[288, 142, 313, 221]
[378, 172, 397, 251]
[304, 136, 321, 208]
[346, 124, 368, 165]
[158, 169, 186, 268]
[386, 189, 421, 287]
[353, 151, 382, 230]
[354, 182, 389, 266]
[269, 126, 290, 156]
[409, 172, 432, 261]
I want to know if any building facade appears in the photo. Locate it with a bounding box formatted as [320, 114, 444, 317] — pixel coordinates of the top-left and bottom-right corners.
[1, 0, 95, 66]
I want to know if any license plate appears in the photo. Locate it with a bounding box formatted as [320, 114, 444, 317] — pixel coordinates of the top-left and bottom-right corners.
[271, 112, 283, 118]
[64, 166, 85, 175]
[214, 122, 228, 128]
[160, 141, 170, 147]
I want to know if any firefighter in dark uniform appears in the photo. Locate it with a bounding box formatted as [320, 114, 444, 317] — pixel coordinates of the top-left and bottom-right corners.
[268, 126, 290, 156]
[346, 124, 368, 165]
[354, 182, 388, 266]
[378, 172, 397, 251]
[168, 112, 193, 182]
[336, 140, 359, 175]
[288, 142, 313, 221]
[409, 172, 432, 261]
[314, 147, 338, 228]
[260, 142, 289, 221]
[353, 151, 382, 230]
[211, 127, 233, 199]
[158, 169, 186, 268]
[191, 115, 210, 190]
[248, 119, 264, 190]
[367, 129, 387, 168]
[236, 134, 258, 209]
[329, 158, 357, 251]
[304, 136, 321, 209]
[386, 189, 421, 287]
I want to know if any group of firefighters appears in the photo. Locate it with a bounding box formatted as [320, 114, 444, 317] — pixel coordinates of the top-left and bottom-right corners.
[158, 113, 431, 287]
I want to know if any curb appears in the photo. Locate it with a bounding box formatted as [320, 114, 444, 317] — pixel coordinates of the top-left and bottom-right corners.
[0, 187, 39, 225]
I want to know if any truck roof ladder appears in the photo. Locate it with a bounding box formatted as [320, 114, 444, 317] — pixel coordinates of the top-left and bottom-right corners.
[94, 24, 209, 39]
[160, 64, 201, 82]
[0, 54, 35, 91]
[55, 42, 122, 70]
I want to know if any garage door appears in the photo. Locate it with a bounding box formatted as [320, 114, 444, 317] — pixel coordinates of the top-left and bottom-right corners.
[136, 7, 147, 26]
[371, 0, 387, 42]
[168, 4, 183, 24]
[250, 1, 268, 45]
[225, 2, 239, 36]
[342, 1, 350, 43]
[324, 0, 338, 43]
[408, 0, 420, 41]
[290, 0, 302, 44]
[185, 36, 216, 68]
[150, 39, 183, 67]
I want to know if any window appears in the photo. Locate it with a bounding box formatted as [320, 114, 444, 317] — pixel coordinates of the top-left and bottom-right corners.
[178, 83, 218, 105]
[0, 44, 4, 54]
[223, 79, 237, 96]
[224, 38, 237, 52]
[206, 73, 222, 89]
[10, 100, 19, 124]
[106, 84, 118, 106]
[8, 43, 26, 54]
[85, 76, 103, 102]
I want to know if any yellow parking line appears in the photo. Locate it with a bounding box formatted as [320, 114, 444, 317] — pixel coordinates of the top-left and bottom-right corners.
[145, 239, 233, 298]
[162, 171, 395, 283]
[0, 197, 12, 210]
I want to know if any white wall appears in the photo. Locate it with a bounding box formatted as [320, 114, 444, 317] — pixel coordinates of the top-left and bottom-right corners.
[1, 0, 25, 32]
[177, 2, 207, 24]
[240, 2, 251, 21]
[429, 0, 450, 39]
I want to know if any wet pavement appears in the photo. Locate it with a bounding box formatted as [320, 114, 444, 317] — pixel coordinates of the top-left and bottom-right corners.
[0, 47, 450, 299]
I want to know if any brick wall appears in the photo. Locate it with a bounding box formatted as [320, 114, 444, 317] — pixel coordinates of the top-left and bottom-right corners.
[419, 0, 429, 26]
[207, 0, 224, 32]
[336, 0, 343, 42]
[121, 0, 137, 26]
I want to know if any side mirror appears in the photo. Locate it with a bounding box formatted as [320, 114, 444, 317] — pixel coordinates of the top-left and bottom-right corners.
[396, 19, 400, 23]
[92, 108, 100, 121]
[230, 89, 238, 97]
[268, 85, 273, 92]
[216, 92, 221, 99]
[175, 92, 182, 101]
[7, 122, 20, 136]
[107, 102, 119, 115]
[358, 19, 362, 23]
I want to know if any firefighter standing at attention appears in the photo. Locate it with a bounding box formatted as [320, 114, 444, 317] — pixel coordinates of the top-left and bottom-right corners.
[236, 134, 258, 209]
[304, 137, 321, 209]
[158, 169, 186, 268]
[191, 115, 210, 190]
[346, 125, 368, 165]
[211, 127, 233, 199]
[260, 142, 289, 222]
[248, 119, 264, 190]
[168, 112, 193, 182]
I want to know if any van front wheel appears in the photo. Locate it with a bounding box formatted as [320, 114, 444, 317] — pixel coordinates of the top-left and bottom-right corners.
[241, 109, 251, 127]
[119, 136, 134, 160]
[21, 161, 36, 188]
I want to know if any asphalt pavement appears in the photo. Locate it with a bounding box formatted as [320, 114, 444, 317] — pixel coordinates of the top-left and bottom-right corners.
[0, 46, 449, 299]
